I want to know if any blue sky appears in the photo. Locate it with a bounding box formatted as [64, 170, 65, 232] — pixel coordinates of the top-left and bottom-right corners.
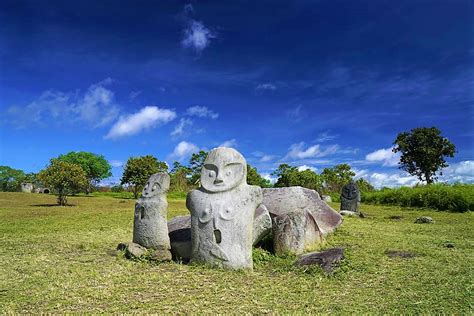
[0, 0, 473, 187]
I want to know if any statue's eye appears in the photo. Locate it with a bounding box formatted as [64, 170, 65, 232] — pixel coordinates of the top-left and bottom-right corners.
[226, 170, 232, 177]
[152, 184, 158, 191]
[208, 170, 216, 178]
[199, 207, 212, 223]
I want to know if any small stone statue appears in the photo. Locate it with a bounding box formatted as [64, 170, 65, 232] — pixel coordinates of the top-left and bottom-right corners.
[133, 173, 172, 260]
[186, 147, 262, 270]
[340, 181, 360, 213]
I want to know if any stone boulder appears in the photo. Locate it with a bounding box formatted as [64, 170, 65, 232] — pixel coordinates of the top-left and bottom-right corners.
[414, 216, 434, 224]
[168, 215, 192, 261]
[340, 210, 358, 217]
[294, 247, 344, 272]
[21, 183, 34, 193]
[117, 242, 147, 259]
[253, 204, 272, 245]
[272, 210, 322, 256]
[262, 187, 342, 237]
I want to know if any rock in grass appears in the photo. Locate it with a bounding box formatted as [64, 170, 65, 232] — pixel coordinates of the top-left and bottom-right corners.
[385, 249, 416, 258]
[294, 248, 344, 272]
[414, 216, 434, 224]
[150, 247, 172, 261]
[340, 210, 358, 217]
[124, 242, 147, 259]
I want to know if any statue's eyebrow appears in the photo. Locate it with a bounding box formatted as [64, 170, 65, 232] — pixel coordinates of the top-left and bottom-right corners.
[225, 162, 242, 167]
[203, 164, 218, 171]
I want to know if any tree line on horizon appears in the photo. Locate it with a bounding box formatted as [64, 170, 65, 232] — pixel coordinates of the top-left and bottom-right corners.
[0, 127, 457, 205]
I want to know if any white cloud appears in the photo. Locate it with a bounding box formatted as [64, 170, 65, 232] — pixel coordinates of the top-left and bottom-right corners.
[109, 160, 123, 168]
[186, 105, 218, 119]
[353, 168, 369, 179]
[315, 131, 338, 143]
[105, 106, 176, 139]
[286, 142, 339, 160]
[172, 141, 199, 160]
[297, 165, 317, 172]
[440, 160, 474, 183]
[7, 79, 119, 128]
[260, 155, 277, 162]
[368, 172, 419, 188]
[171, 118, 193, 137]
[181, 20, 216, 53]
[255, 83, 277, 91]
[219, 139, 237, 147]
[365, 147, 400, 167]
[262, 173, 277, 184]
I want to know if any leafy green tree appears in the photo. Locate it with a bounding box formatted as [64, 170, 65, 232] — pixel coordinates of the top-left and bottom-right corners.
[355, 178, 375, 192]
[57, 151, 112, 193]
[247, 164, 272, 188]
[169, 161, 191, 192]
[272, 164, 323, 192]
[321, 164, 355, 193]
[393, 127, 456, 184]
[38, 160, 88, 205]
[120, 155, 167, 198]
[188, 150, 208, 185]
[0, 166, 25, 192]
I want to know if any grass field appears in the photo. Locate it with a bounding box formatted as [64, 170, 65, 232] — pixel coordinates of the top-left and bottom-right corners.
[1, 192, 473, 313]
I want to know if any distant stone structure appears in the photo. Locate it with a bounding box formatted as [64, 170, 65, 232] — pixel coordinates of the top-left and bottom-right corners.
[133, 173, 172, 261]
[340, 181, 360, 213]
[186, 147, 261, 270]
[21, 183, 34, 193]
[34, 187, 50, 194]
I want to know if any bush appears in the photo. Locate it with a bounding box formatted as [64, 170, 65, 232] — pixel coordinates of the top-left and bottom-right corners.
[362, 184, 473, 212]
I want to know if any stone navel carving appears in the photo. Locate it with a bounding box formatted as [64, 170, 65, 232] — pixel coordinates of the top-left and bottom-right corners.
[133, 173, 172, 260]
[340, 181, 360, 213]
[186, 147, 262, 270]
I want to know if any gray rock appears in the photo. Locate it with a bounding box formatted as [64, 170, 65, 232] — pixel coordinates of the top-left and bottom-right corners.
[21, 183, 34, 193]
[187, 147, 260, 270]
[273, 210, 322, 256]
[150, 247, 172, 261]
[340, 181, 360, 212]
[262, 186, 342, 237]
[168, 215, 192, 261]
[385, 249, 416, 259]
[340, 210, 358, 217]
[414, 216, 434, 224]
[133, 173, 172, 260]
[322, 195, 332, 203]
[124, 242, 147, 259]
[253, 204, 272, 245]
[294, 248, 344, 272]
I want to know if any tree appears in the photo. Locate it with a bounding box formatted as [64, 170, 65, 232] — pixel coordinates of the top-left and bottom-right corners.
[272, 164, 323, 192]
[321, 164, 355, 193]
[169, 161, 191, 193]
[120, 155, 167, 198]
[393, 127, 456, 184]
[247, 164, 272, 188]
[188, 150, 208, 185]
[38, 159, 88, 205]
[57, 151, 112, 193]
[0, 166, 25, 192]
[355, 178, 375, 192]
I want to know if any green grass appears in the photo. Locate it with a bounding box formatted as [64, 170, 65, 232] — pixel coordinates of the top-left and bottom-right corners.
[362, 184, 474, 212]
[1, 192, 473, 313]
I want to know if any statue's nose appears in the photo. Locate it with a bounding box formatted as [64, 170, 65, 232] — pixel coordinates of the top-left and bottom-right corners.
[214, 173, 224, 184]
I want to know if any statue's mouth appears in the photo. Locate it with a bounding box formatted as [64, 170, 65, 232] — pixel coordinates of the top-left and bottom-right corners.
[214, 229, 222, 244]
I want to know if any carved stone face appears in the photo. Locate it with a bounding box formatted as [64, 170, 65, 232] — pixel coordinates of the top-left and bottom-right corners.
[142, 173, 170, 198]
[342, 182, 358, 200]
[200, 147, 247, 193]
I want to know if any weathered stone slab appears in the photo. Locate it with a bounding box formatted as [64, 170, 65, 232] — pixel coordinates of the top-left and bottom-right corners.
[168, 215, 192, 261]
[133, 173, 172, 261]
[253, 204, 272, 245]
[414, 216, 434, 224]
[340, 210, 358, 217]
[187, 147, 261, 270]
[21, 183, 34, 193]
[294, 248, 344, 272]
[262, 186, 342, 237]
[340, 181, 360, 212]
[272, 210, 322, 256]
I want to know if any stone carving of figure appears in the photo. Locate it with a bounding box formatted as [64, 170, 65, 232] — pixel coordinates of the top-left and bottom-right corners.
[340, 181, 360, 212]
[186, 147, 262, 270]
[133, 173, 171, 258]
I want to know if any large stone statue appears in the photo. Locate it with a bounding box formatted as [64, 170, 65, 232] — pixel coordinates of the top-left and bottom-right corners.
[133, 173, 172, 260]
[340, 181, 360, 213]
[186, 147, 262, 270]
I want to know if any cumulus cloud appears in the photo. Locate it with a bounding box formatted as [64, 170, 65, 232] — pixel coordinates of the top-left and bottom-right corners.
[6, 79, 119, 128]
[297, 165, 317, 172]
[286, 142, 339, 160]
[365, 147, 400, 167]
[440, 160, 474, 183]
[181, 19, 216, 53]
[219, 139, 237, 147]
[105, 106, 176, 139]
[368, 172, 419, 188]
[172, 141, 199, 160]
[255, 83, 277, 91]
[186, 105, 219, 119]
[262, 173, 277, 184]
[171, 118, 193, 137]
